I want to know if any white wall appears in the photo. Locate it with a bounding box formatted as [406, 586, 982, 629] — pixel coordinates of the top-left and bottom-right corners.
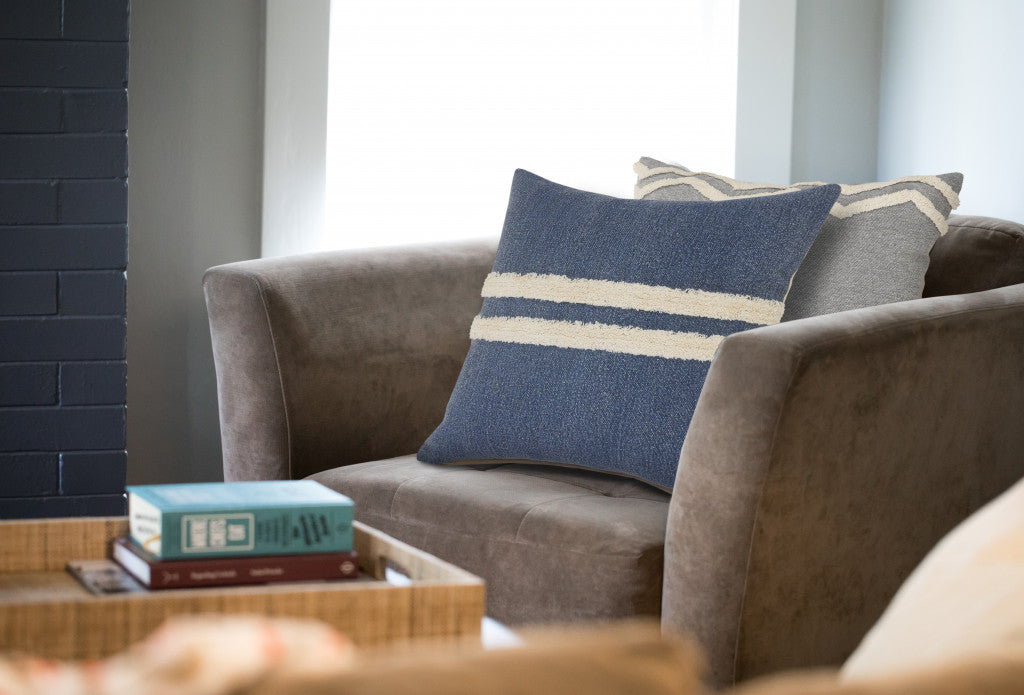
[127, 0, 264, 484]
[735, 0, 796, 184]
[261, 0, 331, 258]
[878, 0, 1024, 221]
[790, 0, 884, 184]
[739, 0, 1023, 214]
[735, 0, 885, 185]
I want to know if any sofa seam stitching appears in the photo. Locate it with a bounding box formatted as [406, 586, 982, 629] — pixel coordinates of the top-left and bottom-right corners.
[388, 473, 445, 519]
[461, 462, 668, 501]
[729, 343, 805, 686]
[396, 461, 667, 502]
[776, 290, 1024, 355]
[513, 493, 632, 543]
[364, 510, 656, 560]
[457, 459, 670, 498]
[950, 223, 1024, 240]
[500, 467, 668, 500]
[246, 272, 295, 480]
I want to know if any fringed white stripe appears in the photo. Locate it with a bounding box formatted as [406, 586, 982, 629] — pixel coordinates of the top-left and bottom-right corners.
[482, 272, 784, 325]
[634, 175, 952, 235]
[633, 160, 798, 192]
[634, 162, 960, 226]
[470, 316, 723, 361]
[634, 176, 809, 200]
[831, 190, 949, 235]
[829, 175, 959, 208]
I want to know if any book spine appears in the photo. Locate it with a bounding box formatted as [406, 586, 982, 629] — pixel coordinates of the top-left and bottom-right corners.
[134, 500, 354, 559]
[113, 542, 359, 590]
[128, 493, 164, 554]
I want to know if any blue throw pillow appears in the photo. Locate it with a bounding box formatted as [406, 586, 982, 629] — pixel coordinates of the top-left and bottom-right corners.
[418, 170, 840, 490]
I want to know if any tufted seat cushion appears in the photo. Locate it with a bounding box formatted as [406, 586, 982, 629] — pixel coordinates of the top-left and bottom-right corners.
[309, 455, 670, 626]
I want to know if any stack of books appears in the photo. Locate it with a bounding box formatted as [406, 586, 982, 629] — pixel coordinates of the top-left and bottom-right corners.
[112, 480, 358, 590]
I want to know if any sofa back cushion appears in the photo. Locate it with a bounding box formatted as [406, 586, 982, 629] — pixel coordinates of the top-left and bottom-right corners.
[924, 215, 1024, 296]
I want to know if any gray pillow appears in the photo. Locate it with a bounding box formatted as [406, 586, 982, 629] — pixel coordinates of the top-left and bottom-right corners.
[634, 157, 964, 320]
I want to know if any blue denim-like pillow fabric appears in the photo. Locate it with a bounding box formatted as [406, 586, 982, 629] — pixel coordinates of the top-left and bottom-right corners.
[418, 170, 840, 490]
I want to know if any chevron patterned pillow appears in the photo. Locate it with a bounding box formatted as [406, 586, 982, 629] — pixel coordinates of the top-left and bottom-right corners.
[634, 157, 963, 320]
[418, 170, 839, 490]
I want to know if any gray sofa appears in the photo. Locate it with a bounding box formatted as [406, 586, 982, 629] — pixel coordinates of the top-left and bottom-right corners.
[203, 214, 1024, 688]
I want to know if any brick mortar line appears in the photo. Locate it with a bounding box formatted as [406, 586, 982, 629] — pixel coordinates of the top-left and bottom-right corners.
[0, 178, 126, 182]
[0, 405, 125, 411]
[0, 38, 128, 45]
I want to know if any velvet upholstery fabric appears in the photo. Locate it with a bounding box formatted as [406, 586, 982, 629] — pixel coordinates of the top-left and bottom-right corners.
[664, 282, 1024, 687]
[924, 215, 1024, 297]
[203, 216, 1024, 691]
[842, 472, 1024, 680]
[203, 240, 497, 481]
[309, 456, 669, 625]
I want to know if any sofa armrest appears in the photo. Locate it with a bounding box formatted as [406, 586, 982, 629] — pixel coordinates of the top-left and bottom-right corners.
[203, 239, 497, 481]
[664, 284, 1024, 687]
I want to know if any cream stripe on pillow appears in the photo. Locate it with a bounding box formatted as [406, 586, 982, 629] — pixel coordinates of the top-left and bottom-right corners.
[634, 160, 961, 211]
[832, 191, 949, 234]
[470, 316, 725, 362]
[481, 272, 785, 325]
[635, 170, 958, 236]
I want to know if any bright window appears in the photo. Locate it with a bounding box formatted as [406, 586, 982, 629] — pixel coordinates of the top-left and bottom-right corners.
[326, 0, 738, 249]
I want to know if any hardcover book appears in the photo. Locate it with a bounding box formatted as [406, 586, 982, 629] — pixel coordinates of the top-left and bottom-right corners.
[126, 480, 354, 559]
[66, 559, 146, 595]
[111, 537, 360, 589]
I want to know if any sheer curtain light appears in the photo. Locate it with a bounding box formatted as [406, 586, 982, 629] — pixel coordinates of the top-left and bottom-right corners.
[326, 0, 738, 250]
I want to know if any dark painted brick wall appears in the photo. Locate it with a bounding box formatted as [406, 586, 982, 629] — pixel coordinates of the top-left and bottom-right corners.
[0, 0, 129, 518]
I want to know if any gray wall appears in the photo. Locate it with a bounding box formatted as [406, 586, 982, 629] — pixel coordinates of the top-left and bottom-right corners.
[127, 0, 264, 484]
[735, 0, 885, 185]
[878, 0, 1024, 221]
[740, 0, 1022, 210]
[790, 0, 884, 184]
[735, 0, 796, 184]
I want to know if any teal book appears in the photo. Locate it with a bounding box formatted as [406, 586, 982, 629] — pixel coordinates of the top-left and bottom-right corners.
[126, 480, 354, 560]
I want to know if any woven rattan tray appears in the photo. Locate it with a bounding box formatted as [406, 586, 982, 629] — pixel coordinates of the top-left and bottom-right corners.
[0, 516, 484, 659]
